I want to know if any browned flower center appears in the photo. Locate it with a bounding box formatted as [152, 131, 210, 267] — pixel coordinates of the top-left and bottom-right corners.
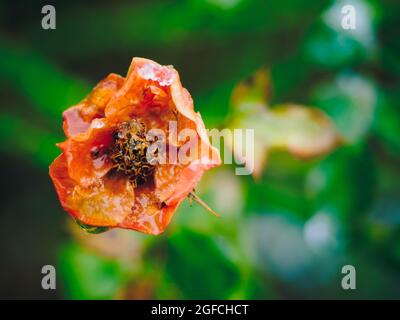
[109, 119, 155, 187]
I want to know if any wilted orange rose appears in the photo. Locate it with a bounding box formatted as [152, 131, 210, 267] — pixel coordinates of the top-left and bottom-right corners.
[49, 58, 221, 235]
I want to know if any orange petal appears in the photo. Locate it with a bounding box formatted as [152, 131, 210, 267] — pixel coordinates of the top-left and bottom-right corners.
[58, 118, 114, 187]
[50, 154, 136, 227]
[63, 73, 124, 137]
[119, 185, 179, 235]
[49, 154, 77, 218]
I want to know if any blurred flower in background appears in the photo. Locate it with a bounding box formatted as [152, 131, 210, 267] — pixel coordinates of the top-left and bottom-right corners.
[0, 0, 399, 299]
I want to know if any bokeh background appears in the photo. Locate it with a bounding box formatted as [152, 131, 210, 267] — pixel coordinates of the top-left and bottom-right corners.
[0, 0, 399, 299]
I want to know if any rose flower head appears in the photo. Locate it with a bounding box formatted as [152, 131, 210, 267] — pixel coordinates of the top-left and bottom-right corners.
[49, 58, 221, 235]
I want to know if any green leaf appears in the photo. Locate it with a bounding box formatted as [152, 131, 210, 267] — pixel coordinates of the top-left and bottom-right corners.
[0, 114, 60, 167]
[227, 70, 341, 178]
[0, 43, 89, 119]
[372, 89, 400, 154]
[311, 73, 377, 143]
[58, 243, 126, 299]
[166, 229, 240, 299]
[303, 0, 378, 68]
[305, 144, 376, 227]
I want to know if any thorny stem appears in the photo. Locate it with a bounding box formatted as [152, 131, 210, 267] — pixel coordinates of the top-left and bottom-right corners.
[188, 191, 220, 218]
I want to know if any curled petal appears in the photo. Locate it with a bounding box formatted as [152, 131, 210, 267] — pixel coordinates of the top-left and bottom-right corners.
[63, 73, 124, 137]
[49, 155, 77, 216]
[50, 154, 136, 227]
[171, 85, 221, 165]
[58, 118, 114, 187]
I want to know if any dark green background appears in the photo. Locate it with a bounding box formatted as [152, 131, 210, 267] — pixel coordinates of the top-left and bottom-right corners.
[0, 0, 399, 299]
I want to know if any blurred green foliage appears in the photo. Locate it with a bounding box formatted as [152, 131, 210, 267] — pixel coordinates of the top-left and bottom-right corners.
[59, 244, 127, 299]
[0, 0, 399, 299]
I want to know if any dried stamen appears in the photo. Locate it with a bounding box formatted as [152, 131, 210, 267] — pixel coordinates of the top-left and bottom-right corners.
[188, 191, 219, 217]
[109, 119, 155, 187]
